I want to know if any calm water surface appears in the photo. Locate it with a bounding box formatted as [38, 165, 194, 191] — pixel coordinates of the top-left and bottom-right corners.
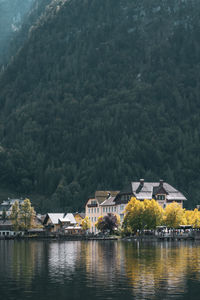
[0, 240, 200, 299]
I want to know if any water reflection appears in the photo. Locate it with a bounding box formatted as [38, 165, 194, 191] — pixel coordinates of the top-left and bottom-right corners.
[1, 240, 200, 299]
[48, 241, 82, 282]
[123, 241, 200, 299]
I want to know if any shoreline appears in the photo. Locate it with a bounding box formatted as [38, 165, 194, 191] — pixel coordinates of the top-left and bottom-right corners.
[0, 234, 199, 242]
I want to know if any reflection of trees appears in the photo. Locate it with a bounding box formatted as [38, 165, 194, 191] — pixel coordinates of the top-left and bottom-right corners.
[124, 242, 200, 299]
[12, 241, 43, 287]
[82, 241, 125, 285]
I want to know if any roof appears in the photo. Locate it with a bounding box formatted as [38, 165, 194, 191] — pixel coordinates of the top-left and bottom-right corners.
[46, 213, 64, 225]
[100, 196, 116, 206]
[0, 199, 25, 212]
[73, 212, 85, 219]
[63, 213, 76, 224]
[45, 213, 77, 225]
[132, 181, 187, 201]
[95, 190, 119, 204]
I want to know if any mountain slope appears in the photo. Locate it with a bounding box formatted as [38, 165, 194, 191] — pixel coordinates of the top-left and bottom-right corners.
[0, 0, 35, 65]
[0, 0, 200, 211]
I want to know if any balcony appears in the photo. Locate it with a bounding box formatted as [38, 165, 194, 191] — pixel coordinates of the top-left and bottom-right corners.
[87, 203, 98, 208]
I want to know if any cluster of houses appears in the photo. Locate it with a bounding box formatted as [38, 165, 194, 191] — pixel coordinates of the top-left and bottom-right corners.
[0, 198, 86, 237]
[85, 179, 187, 233]
[0, 179, 187, 237]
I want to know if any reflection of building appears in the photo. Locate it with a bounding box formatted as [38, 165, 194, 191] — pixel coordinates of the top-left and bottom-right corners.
[48, 241, 81, 281]
[83, 241, 125, 282]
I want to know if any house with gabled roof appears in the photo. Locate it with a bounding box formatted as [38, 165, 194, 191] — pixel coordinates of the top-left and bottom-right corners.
[85, 190, 119, 233]
[86, 181, 187, 233]
[114, 179, 187, 209]
[43, 213, 77, 233]
[0, 198, 25, 218]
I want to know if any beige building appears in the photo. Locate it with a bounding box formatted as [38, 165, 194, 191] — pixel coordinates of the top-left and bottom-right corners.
[86, 180, 187, 233]
[85, 191, 120, 233]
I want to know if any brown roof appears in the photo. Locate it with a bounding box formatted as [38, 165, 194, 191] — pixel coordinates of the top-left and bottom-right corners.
[95, 191, 120, 204]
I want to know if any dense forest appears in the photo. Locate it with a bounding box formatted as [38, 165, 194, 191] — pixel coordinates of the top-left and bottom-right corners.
[0, 0, 200, 212]
[0, 0, 35, 66]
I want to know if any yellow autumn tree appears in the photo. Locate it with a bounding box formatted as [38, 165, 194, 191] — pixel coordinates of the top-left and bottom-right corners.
[124, 197, 145, 232]
[143, 199, 164, 229]
[184, 209, 200, 228]
[183, 210, 194, 225]
[124, 198, 164, 232]
[163, 202, 185, 228]
[20, 198, 36, 230]
[81, 216, 91, 231]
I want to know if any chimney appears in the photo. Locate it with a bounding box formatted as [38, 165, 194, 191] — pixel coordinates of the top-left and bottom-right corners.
[159, 179, 164, 187]
[140, 179, 144, 186]
[107, 192, 111, 199]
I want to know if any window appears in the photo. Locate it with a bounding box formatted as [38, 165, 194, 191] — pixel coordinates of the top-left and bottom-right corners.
[112, 207, 113, 212]
[92, 217, 93, 222]
[120, 205, 124, 211]
[157, 195, 165, 200]
[88, 208, 90, 213]
[120, 214, 124, 222]
[103, 207, 105, 212]
[106, 207, 107, 212]
[114, 207, 116, 212]
[94, 208, 96, 213]
[97, 208, 99, 213]
[94, 217, 96, 222]
[91, 208, 93, 213]
[109, 207, 110, 212]
[91, 200, 97, 205]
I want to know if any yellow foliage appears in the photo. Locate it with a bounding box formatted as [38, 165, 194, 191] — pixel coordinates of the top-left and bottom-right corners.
[81, 216, 91, 230]
[163, 202, 185, 228]
[183, 209, 200, 228]
[124, 197, 164, 231]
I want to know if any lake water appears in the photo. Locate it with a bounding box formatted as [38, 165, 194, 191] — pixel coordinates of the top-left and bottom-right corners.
[1, 240, 200, 300]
